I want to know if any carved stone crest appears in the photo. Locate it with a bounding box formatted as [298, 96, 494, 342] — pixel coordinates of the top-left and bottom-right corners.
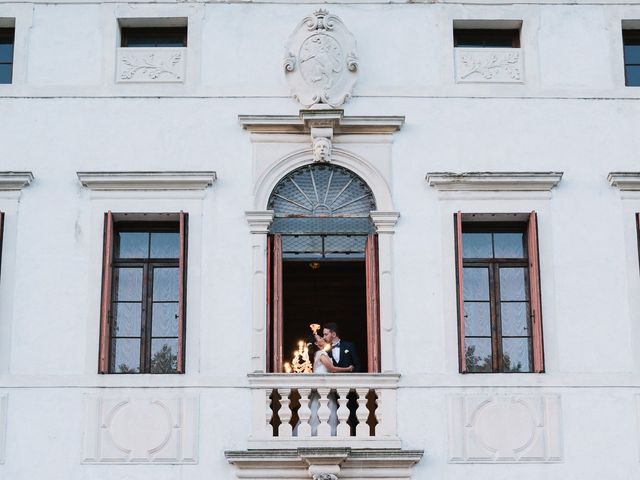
[284, 10, 358, 108]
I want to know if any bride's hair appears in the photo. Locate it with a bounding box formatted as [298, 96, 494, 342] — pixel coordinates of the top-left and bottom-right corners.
[306, 334, 320, 361]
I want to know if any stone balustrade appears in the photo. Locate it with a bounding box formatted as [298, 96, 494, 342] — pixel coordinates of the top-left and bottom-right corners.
[247, 374, 401, 449]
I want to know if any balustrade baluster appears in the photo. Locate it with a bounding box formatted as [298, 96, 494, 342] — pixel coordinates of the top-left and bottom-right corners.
[266, 389, 275, 437]
[278, 388, 292, 437]
[336, 388, 351, 437]
[297, 388, 312, 437]
[316, 387, 331, 436]
[355, 388, 370, 437]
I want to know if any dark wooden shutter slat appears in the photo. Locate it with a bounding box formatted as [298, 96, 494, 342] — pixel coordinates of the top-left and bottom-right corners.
[528, 211, 545, 373]
[455, 211, 466, 373]
[273, 234, 283, 373]
[266, 235, 273, 372]
[0, 212, 4, 280]
[99, 211, 114, 374]
[177, 211, 187, 373]
[365, 233, 380, 373]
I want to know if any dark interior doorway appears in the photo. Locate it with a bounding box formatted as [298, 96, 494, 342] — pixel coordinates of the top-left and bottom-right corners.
[282, 260, 367, 372]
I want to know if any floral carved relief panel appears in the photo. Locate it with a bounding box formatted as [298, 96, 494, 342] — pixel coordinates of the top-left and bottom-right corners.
[82, 395, 198, 463]
[454, 48, 524, 84]
[448, 394, 562, 463]
[116, 48, 186, 83]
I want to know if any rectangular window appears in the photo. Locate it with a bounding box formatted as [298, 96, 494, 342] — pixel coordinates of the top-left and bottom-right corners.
[99, 212, 187, 374]
[455, 212, 543, 373]
[121, 27, 187, 47]
[623, 30, 640, 86]
[0, 28, 15, 84]
[454, 28, 520, 48]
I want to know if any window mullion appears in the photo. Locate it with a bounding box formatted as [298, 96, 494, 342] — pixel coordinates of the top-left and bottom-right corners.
[488, 261, 500, 372]
[141, 263, 152, 373]
[494, 262, 505, 372]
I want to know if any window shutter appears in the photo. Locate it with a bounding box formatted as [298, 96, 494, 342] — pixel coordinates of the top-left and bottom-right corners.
[365, 234, 380, 373]
[99, 211, 114, 374]
[637, 213, 640, 274]
[266, 235, 273, 372]
[272, 234, 283, 373]
[177, 211, 187, 374]
[528, 211, 545, 373]
[454, 211, 466, 373]
[0, 212, 4, 278]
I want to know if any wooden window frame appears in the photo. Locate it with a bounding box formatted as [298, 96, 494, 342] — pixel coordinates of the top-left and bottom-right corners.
[0, 212, 4, 279]
[120, 27, 188, 48]
[455, 212, 544, 373]
[267, 233, 381, 373]
[98, 212, 187, 374]
[453, 28, 521, 48]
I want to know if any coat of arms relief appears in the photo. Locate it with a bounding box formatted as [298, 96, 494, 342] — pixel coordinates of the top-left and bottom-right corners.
[284, 10, 359, 163]
[284, 10, 358, 109]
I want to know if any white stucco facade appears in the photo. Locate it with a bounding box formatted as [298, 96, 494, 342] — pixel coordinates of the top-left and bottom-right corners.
[1, 0, 640, 478]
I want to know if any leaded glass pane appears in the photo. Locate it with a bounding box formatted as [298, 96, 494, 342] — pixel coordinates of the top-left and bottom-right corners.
[464, 302, 491, 336]
[494, 233, 525, 258]
[465, 338, 492, 372]
[152, 303, 179, 337]
[114, 268, 143, 302]
[150, 232, 179, 258]
[150, 339, 178, 373]
[462, 233, 492, 258]
[463, 267, 489, 301]
[499, 267, 527, 301]
[111, 338, 140, 373]
[268, 164, 375, 235]
[500, 302, 530, 336]
[117, 232, 149, 259]
[153, 268, 179, 301]
[112, 302, 142, 337]
[502, 338, 531, 372]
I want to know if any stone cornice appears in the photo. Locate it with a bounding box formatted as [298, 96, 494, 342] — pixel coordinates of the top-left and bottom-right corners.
[76, 171, 216, 191]
[370, 211, 400, 233]
[239, 110, 404, 135]
[225, 447, 424, 480]
[0, 172, 34, 191]
[426, 172, 563, 191]
[247, 373, 400, 389]
[245, 210, 275, 234]
[608, 172, 640, 191]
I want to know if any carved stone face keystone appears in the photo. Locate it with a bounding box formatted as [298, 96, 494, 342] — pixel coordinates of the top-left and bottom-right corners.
[284, 10, 358, 108]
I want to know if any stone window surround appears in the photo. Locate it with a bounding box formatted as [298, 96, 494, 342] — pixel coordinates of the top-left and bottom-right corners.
[242, 111, 403, 374]
[76, 170, 215, 375]
[105, 6, 204, 88]
[0, 172, 33, 375]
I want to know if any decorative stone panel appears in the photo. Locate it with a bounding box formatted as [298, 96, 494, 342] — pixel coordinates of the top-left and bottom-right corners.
[82, 395, 198, 464]
[116, 47, 186, 83]
[0, 394, 6, 464]
[454, 48, 524, 84]
[284, 10, 358, 108]
[448, 394, 562, 463]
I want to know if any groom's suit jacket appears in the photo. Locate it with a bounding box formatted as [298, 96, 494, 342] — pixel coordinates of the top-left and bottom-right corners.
[330, 340, 361, 373]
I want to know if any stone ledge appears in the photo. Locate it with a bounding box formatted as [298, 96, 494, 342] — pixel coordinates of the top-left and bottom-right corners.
[76, 171, 216, 191]
[0, 172, 34, 191]
[225, 447, 423, 480]
[426, 172, 563, 191]
[608, 172, 640, 191]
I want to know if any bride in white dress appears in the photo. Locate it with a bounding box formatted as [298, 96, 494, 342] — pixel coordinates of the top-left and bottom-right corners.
[307, 335, 353, 435]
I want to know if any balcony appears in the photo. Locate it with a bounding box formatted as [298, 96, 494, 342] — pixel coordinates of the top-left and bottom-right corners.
[247, 373, 401, 449]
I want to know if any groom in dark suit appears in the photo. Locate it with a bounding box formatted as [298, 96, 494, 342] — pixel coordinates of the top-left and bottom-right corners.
[323, 322, 361, 373]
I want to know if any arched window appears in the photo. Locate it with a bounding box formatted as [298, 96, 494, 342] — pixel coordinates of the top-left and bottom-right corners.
[267, 164, 380, 373]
